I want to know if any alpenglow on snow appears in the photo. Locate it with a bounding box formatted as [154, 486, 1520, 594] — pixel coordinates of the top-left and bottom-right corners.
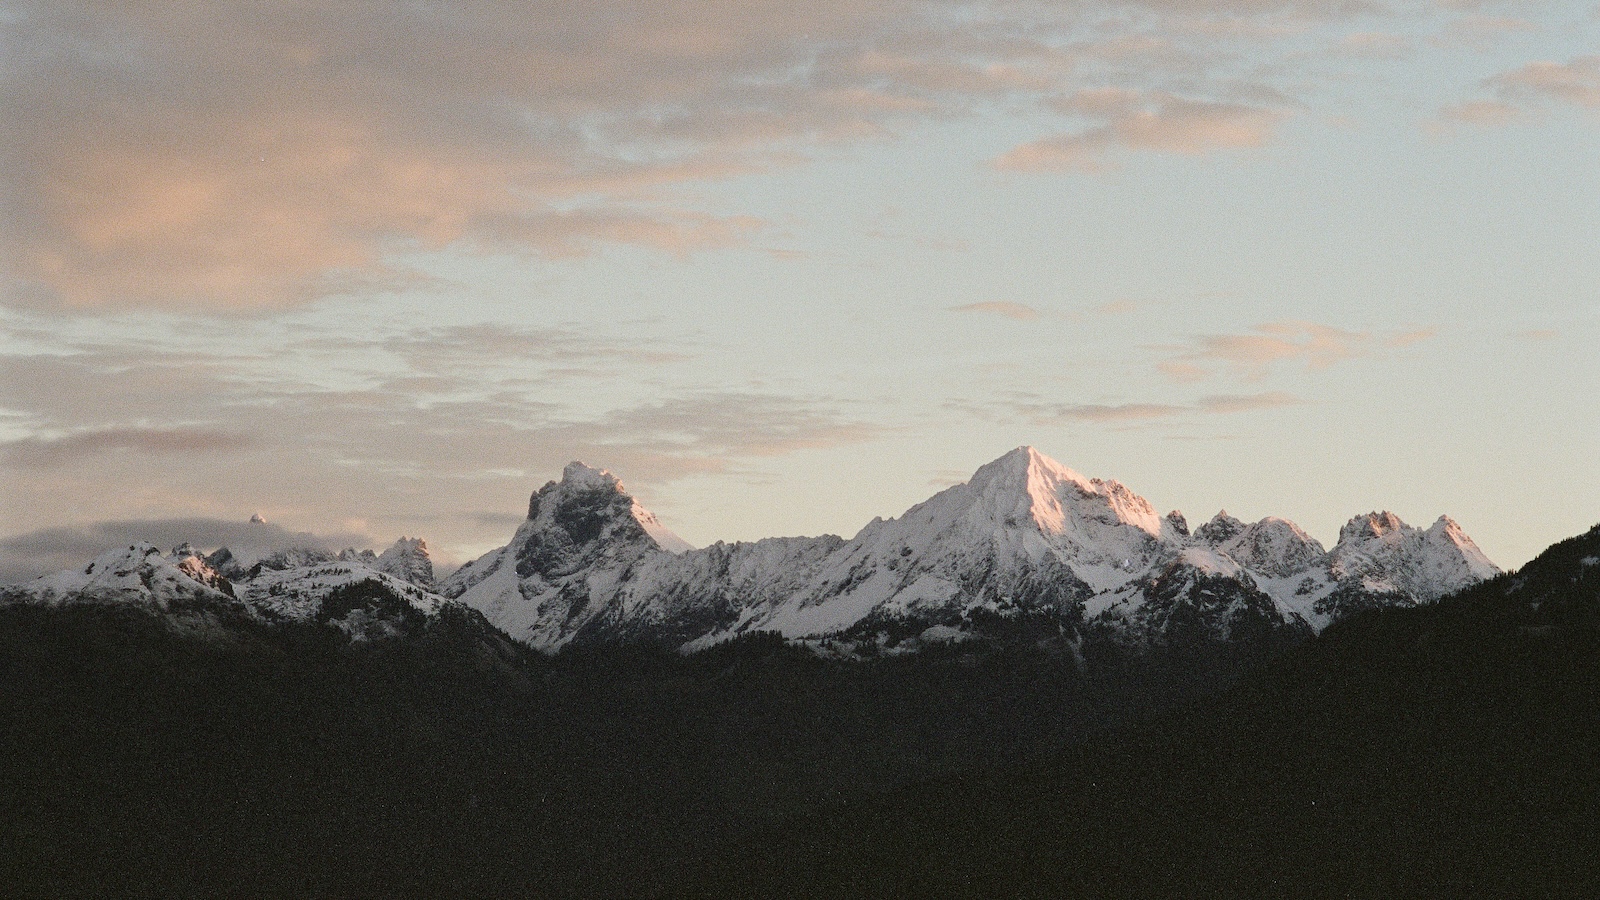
[440, 447, 1499, 653]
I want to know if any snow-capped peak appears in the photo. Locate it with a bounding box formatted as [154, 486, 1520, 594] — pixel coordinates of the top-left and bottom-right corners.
[1217, 516, 1326, 577]
[5, 542, 237, 609]
[963, 446, 1165, 542]
[558, 460, 621, 493]
[1329, 510, 1501, 602]
[1423, 515, 1499, 582]
[968, 446, 1095, 496]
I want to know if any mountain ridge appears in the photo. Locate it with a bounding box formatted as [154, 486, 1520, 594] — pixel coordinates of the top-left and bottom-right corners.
[2, 446, 1500, 657]
[441, 446, 1499, 653]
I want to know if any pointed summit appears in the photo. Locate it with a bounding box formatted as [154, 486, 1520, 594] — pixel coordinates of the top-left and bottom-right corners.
[527, 461, 622, 519]
[1422, 515, 1499, 583]
[1216, 516, 1326, 577]
[520, 461, 692, 554]
[968, 446, 1092, 494]
[958, 447, 1165, 542]
[1195, 511, 1246, 545]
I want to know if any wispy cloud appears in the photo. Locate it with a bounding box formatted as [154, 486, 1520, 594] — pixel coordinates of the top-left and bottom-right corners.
[1431, 99, 1523, 129]
[1435, 54, 1600, 130]
[1335, 31, 1411, 59]
[956, 390, 1301, 427]
[2, 427, 251, 468]
[949, 301, 1041, 321]
[1154, 321, 1436, 381]
[1488, 56, 1600, 110]
[0, 330, 884, 557]
[1431, 14, 1537, 51]
[994, 93, 1288, 173]
[1196, 391, 1300, 413]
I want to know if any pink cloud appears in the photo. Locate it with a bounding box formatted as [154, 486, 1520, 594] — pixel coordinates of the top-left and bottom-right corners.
[1157, 321, 1436, 380]
[1489, 56, 1600, 109]
[994, 95, 1287, 173]
[949, 301, 1042, 320]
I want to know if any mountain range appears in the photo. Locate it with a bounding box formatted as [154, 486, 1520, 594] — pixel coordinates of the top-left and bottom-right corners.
[2, 447, 1498, 658]
[442, 446, 1497, 654]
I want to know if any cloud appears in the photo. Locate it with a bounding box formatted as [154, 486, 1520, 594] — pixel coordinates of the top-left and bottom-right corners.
[1195, 391, 1301, 413]
[0, 518, 378, 585]
[1433, 54, 1600, 132]
[1385, 327, 1437, 347]
[1335, 31, 1411, 59]
[994, 94, 1287, 172]
[961, 390, 1301, 426]
[1487, 56, 1600, 109]
[564, 393, 884, 463]
[949, 301, 1041, 320]
[2, 0, 1368, 311]
[1051, 402, 1190, 423]
[0, 331, 884, 561]
[1091, 300, 1141, 316]
[1432, 99, 1523, 128]
[1, 427, 251, 468]
[1431, 15, 1537, 51]
[1154, 321, 1435, 380]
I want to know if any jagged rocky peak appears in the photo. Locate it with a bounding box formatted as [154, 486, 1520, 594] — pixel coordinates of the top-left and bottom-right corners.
[1329, 510, 1501, 602]
[522, 461, 692, 558]
[1165, 511, 1189, 537]
[1338, 510, 1408, 546]
[1195, 511, 1247, 545]
[377, 536, 435, 588]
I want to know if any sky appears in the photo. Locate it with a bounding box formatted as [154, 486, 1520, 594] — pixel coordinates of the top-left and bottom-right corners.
[1, 0, 1596, 583]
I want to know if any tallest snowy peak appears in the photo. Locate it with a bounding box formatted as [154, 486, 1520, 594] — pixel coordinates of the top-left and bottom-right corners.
[958, 446, 1165, 545]
[969, 446, 1093, 496]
